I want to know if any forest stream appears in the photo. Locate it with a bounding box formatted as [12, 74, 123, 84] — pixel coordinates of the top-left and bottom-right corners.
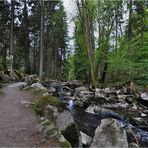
[67, 99, 148, 147]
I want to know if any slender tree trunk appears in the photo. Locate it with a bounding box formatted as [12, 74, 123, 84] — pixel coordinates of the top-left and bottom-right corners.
[2, 30, 7, 69]
[128, 0, 132, 40]
[23, 0, 31, 74]
[115, 15, 118, 50]
[100, 62, 108, 83]
[39, 0, 44, 79]
[76, 0, 96, 87]
[10, 0, 14, 74]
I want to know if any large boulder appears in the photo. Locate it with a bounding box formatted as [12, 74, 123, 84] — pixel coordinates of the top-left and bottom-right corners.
[56, 110, 82, 147]
[90, 118, 128, 148]
[37, 119, 72, 148]
[34, 95, 82, 148]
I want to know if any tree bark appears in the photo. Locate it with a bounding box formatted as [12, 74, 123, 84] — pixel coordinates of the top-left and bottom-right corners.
[10, 0, 14, 74]
[39, 0, 44, 79]
[76, 0, 96, 87]
[128, 0, 132, 40]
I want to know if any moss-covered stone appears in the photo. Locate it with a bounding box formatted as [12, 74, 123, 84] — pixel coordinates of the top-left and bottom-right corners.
[44, 107, 55, 122]
[59, 140, 72, 148]
[32, 94, 64, 116]
[56, 135, 72, 148]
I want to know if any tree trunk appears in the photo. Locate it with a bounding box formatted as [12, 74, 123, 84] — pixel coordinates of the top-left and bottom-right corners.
[23, 0, 31, 74]
[128, 0, 132, 40]
[76, 0, 96, 87]
[100, 62, 108, 83]
[10, 0, 14, 74]
[39, 0, 44, 79]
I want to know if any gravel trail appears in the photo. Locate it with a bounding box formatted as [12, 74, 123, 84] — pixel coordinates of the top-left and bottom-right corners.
[0, 83, 58, 147]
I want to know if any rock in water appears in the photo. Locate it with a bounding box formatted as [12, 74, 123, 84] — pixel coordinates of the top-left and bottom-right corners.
[141, 92, 148, 101]
[80, 131, 92, 146]
[90, 118, 128, 148]
[56, 110, 82, 147]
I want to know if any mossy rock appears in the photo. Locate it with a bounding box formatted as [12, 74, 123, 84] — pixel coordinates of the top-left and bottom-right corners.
[32, 94, 64, 116]
[44, 108, 56, 123]
[57, 135, 72, 148]
[44, 126, 60, 138]
[59, 140, 72, 148]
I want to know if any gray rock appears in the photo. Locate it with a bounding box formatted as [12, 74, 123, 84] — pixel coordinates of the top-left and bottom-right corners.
[56, 110, 74, 131]
[128, 142, 139, 148]
[90, 118, 128, 148]
[31, 83, 47, 90]
[75, 90, 94, 101]
[116, 89, 122, 94]
[75, 86, 88, 92]
[48, 87, 56, 93]
[80, 131, 92, 146]
[56, 110, 82, 147]
[95, 91, 106, 99]
[141, 92, 148, 101]
[102, 87, 114, 94]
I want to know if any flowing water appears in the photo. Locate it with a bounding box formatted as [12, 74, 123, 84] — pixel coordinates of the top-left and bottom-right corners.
[52, 85, 148, 147]
[67, 99, 148, 147]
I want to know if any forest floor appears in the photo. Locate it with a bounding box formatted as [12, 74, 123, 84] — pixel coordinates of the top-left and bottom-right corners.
[0, 83, 59, 147]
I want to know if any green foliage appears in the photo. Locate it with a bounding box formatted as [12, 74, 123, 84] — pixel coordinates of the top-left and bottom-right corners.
[71, 17, 90, 81]
[107, 31, 148, 86]
[106, 5, 148, 86]
[66, 55, 75, 80]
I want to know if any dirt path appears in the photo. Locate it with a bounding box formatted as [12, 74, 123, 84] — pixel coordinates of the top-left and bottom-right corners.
[0, 83, 58, 147]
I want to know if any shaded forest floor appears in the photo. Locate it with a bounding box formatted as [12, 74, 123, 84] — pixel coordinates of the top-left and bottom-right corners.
[0, 83, 59, 147]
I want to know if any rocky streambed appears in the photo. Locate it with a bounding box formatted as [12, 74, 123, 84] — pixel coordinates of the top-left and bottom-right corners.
[26, 79, 148, 147]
